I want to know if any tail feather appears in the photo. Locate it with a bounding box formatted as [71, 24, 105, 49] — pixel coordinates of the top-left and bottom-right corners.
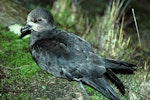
[102, 58, 135, 73]
[83, 77, 119, 100]
[105, 69, 125, 94]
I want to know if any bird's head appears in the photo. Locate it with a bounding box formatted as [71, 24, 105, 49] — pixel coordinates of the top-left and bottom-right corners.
[20, 7, 55, 38]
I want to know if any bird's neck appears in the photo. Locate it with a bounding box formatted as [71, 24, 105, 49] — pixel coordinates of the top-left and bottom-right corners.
[29, 26, 58, 47]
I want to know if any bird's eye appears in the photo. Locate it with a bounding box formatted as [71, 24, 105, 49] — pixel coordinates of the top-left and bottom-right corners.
[37, 18, 42, 22]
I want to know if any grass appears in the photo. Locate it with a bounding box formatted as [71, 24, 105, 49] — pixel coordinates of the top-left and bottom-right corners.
[0, 0, 149, 100]
[84, 1, 133, 60]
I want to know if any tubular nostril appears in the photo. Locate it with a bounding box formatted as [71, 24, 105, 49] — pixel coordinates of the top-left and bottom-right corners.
[20, 24, 31, 33]
[24, 24, 31, 29]
[20, 24, 32, 38]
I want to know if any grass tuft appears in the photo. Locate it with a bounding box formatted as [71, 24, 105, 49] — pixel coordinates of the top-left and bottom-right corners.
[84, 0, 134, 61]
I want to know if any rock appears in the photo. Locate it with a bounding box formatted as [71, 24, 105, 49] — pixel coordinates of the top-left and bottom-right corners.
[0, 0, 28, 27]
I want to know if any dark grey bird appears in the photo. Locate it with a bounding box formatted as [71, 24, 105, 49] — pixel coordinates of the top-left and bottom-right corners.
[20, 7, 135, 100]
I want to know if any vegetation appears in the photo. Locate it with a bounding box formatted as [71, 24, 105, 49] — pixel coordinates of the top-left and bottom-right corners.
[0, 0, 149, 100]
